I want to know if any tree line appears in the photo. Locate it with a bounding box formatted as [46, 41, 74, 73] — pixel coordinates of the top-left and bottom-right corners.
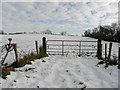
[83, 23, 120, 43]
[0, 30, 68, 36]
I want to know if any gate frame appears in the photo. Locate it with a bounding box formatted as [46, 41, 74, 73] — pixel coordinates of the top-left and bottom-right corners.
[46, 39, 98, 56]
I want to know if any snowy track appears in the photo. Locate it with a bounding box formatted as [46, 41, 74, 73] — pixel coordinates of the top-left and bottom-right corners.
[1, 55, 118, 88]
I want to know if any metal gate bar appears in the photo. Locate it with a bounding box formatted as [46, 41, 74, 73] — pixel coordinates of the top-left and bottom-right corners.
[47, 40, 97, 55]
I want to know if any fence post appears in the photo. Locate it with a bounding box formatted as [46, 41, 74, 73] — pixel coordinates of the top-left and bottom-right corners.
[105, 43, 107, 60]
[100, 44, 102, 58]
[118, 47, 120, 69]
[13, 44, 19, 64]
[108, 42, 112, 62]
[35, 41, 39, 54]
[1, 49, 8, 65]
[78, 41, 81, 57]
[97, 39, 102, 59]
[62, 41, 64, 56]
[42, 37, 46, 54]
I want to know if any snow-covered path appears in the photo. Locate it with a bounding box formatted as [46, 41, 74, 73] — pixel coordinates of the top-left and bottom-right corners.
[1, 55, 118, 88]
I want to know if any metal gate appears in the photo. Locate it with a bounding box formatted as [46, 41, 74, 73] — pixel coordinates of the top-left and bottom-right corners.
[46, 40, 97, 56]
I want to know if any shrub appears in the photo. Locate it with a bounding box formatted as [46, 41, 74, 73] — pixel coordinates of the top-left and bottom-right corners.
[108, 60, 118, 65]
[2, 67, 14, 79]
[16, 50, 47, 67]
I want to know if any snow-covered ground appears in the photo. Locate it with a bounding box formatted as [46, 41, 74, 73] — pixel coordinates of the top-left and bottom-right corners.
[1, 55, 118, 88]
[0, 34, 119, 88]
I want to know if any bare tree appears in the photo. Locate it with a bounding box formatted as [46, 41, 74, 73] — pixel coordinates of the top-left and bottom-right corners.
[61, 32, 66, 35]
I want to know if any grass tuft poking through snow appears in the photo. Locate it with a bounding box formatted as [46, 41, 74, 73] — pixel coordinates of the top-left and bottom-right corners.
[97, 57, 118, 68]
[2, 67, 15, 79]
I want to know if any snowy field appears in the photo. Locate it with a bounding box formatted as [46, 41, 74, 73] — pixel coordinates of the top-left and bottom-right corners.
[0, 34, 119, 88]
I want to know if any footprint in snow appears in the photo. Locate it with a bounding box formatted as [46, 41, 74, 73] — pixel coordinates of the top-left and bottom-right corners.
[14, 80, 16, 82]
[26, 75, 30, 78]
[66, 70, 69, 72]
[42, 60, 46, 62]
[79, 81, 87, 89]
[73, 81, 87, 88]
[79, 81, 84, 85]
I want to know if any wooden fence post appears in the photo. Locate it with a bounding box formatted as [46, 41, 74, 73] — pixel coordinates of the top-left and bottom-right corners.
[108, 42, 112, 62]
[78, 41, 81, 57]
[118, 47, 120, 69]
[42, 37, 46, 54]
[105, 43, 107, 60]
[97, 39, 102, 59]
[62, 41, 64, 56]
[100, 44, 102, 58]
[35, 41, 39, 54]
[13, 44, 19, 64]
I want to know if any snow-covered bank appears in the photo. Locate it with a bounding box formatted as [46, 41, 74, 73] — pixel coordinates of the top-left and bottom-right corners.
[1, 55, 118, 88]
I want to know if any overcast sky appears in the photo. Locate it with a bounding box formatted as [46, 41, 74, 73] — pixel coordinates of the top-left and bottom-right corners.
[1, 1, 119, 35]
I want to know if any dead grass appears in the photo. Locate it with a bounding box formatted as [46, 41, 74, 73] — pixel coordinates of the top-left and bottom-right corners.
[97, 56, 118, 68]
[2, 67, 15, 79]
[2, 46, 48, 79]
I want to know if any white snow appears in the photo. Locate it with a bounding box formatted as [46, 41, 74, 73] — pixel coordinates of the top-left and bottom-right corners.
[1, 55, 118, 88]
[0, 34, 119, 88]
